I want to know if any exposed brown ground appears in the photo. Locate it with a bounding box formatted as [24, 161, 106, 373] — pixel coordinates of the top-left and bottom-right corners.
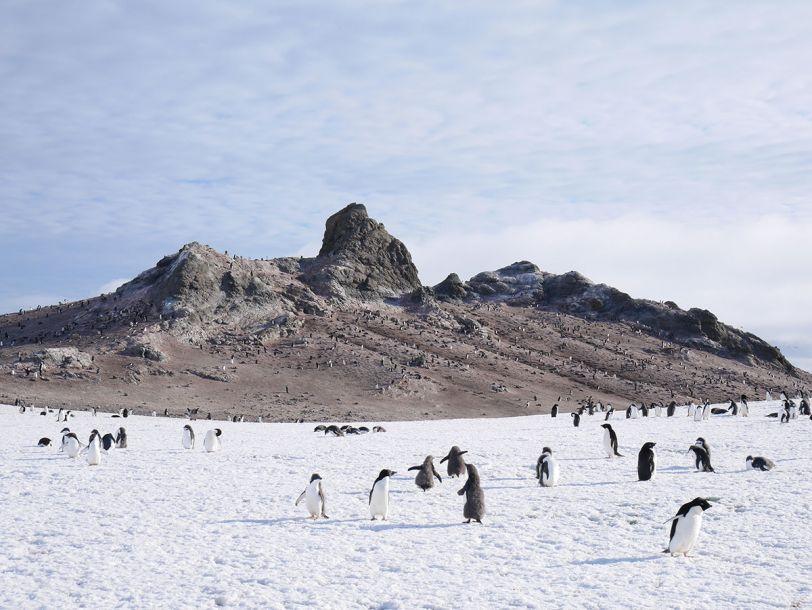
[1, 299, 807, 421]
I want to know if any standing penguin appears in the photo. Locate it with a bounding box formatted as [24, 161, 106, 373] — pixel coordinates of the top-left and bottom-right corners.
[667, 401, 676, 417]
[295, 473, 328, 519]
[640, 403, 649, 417]
[571, 412, 580, 427]
[702, 402, 710, 420]
[728, 400, 738, 416]
[694, 437, 711, 461]
[86, 435, 102, 466]
[457, 464, 485, 524]
[440, 446, 468, 478]
[203, 429, 222, 452]
[182, 425, 195, 449]
[62, 433, 82, 458]
[665, 497, 712, 557]
[115, 427, 127, 449]
[740, 395, 750, 417]
[550, 404, 558, 418]
[693, 404, 703, 422]
[369, 469, 396, 520]
[604, 406, 614, 421]
[688, 445, 714, 472]
[655, 402, 662, 417]
[746, 455, 775, 471]
[601, 423, 623, 458]
[537, 448, 560, 487]
[101, 433, 116, 451]
[408, 456, 442, 491]
[637, 442, 657, 481]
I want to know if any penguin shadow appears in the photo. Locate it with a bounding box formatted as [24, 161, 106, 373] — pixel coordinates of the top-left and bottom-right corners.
[571, 554, 662, 566]
[217, 517, 362, 527]
[362, 522, 462, 533]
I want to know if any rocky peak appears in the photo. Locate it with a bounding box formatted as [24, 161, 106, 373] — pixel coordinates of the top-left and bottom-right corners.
[303, 203, 421, 300]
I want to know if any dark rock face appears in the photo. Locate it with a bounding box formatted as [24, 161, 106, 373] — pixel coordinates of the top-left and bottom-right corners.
[302, 203, 422, 300]
[433, 273, 468, 300]
[455, 262, 792, 370]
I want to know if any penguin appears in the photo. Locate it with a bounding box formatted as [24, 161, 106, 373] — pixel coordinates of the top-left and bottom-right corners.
[629, 404, 639, 419]
[604, 406, 614, 421]
[728, 400, 738, 416]
[765, 390, 773, 401]
[601, 423, 622, 457]
[101, 433, 116, 451]
[637, 442, 657, 481]
[86, 435, 102, 466]
[457, 464, 485, 523]
[88, 430, 101, 445]
[313, 425, 327, 433]
[694, 437, 711, 461]
[640, 403, 649, 417]
[115, 427, 127, 449]
[800, 399, 810, 416]
[746, 455, 775, 471]
[37, 437, 51, 447]
[688, 445, 714, 472]
[667, 401, 676, 417]
[550, 404, 558, 418]
[357, 426, 370, 434]
[408, 455, 442, 491]
[665, 497, 712, 557]
[372, 426, 386, 433]
[702, 402, 710, 420]
[711, 407, 728, 415]
[295, 473, 328, 519]
[571, 412, 580, 427]
[203, 429, 222, 452]
[693, 404, 703, 422]
[440, 446, 468, 478]
[537, 448, 559, 488]
[740, 395, 750, 417]
[625, 405, 632, 419]
[182, 425, 195, 449]
[324, 425, 344, 437]
[18, 405, 25, 414]
[654, 402, 662, 417]
[369, 469, 396, 520]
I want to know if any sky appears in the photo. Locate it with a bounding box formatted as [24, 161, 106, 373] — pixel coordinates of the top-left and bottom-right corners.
[1, 1, 811, 370]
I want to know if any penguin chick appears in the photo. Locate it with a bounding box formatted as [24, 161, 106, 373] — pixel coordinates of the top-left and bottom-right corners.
[746, 455, 775, 471]
[457, 464, 485, 524]
[408, 455, 442, 491]
[440, 446, 468, 478]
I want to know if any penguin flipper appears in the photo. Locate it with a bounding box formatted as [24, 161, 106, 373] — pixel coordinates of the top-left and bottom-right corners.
[407, 466, 421, 471]
[318, 483, 327, 517]
[440, 455, 449, 463]
[295, 490, 306, 506]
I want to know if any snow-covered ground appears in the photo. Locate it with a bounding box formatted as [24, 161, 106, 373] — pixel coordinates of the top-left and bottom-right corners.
[0, 401, 809, 609]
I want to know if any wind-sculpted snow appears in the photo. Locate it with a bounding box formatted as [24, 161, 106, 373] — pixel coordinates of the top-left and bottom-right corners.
[0, 402, 808, 608]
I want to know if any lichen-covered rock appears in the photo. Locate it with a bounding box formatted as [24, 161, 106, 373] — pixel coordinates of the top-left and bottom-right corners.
[31, 347, 92, 369]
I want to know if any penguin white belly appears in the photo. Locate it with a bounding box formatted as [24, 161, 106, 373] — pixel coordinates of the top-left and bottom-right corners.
[182, 430, 194, 449]
[702, 406, 710, 420]
[693, 407, 703, 422]
[87, 439, 101, 466]
[655, 406, 662, 417]
[603, 431, 614, 458]
[669, 511, 703, 555]
[542, 458, 560, 487]
[369, 479, 390, 519]
[64, 438, 81, 458]
[203, 431, 220, 452]
[650, 452, 657, 480]
[305, 481, 323, 517]
[630, 407, 639, 419]
[688, 404, 696, 417]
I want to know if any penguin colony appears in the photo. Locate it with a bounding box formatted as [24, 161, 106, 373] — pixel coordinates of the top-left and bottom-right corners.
[21, 389, 807, 554]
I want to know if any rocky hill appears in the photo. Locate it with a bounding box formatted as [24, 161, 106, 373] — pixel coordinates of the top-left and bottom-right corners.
[0, 203, 807, 420]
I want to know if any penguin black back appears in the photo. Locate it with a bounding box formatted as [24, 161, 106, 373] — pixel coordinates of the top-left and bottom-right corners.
[688, 445, 714, 472]
[457, 463, 485, 524]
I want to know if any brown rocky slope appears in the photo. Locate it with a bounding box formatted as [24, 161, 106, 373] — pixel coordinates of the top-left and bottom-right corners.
[0, 203, 808, 420]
